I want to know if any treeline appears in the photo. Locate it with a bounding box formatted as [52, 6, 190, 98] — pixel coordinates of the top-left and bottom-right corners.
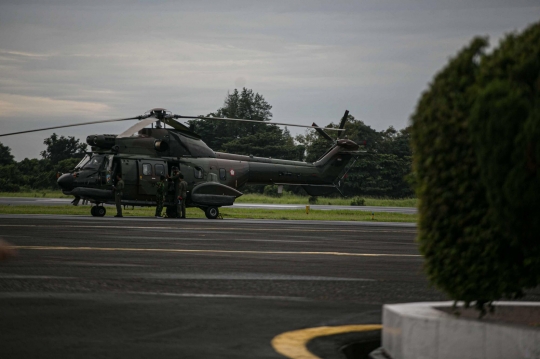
[0, 88, 413, 198]
[0, 134, 87, 192]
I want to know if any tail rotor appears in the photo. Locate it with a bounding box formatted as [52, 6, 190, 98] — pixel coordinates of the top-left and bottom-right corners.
[312, 110, 350, 143]
[337, 110, 349, 139]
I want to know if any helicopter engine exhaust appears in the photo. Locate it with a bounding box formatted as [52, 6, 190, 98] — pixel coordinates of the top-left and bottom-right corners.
[154, 139, 169, 152]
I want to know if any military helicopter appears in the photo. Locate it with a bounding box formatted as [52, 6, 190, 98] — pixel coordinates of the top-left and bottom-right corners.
[0, 108, 363, 219]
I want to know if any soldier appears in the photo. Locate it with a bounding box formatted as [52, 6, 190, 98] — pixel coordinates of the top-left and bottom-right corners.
[167, 167, 181, 218]
[155, 175, 166, 218]
[178, 174, 188, 219]
[112, 174, 124, 217]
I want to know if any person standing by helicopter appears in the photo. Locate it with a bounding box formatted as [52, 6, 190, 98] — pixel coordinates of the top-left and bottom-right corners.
[113, 174, 124, 218]
[167, 167, 181, 218]
[178, 174, 188, 219]
[155, 175, 166, 218]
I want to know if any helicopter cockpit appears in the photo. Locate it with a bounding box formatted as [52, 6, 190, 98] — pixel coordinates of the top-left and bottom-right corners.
[58, 154, 116, 191]
[78, 154, 105, 170]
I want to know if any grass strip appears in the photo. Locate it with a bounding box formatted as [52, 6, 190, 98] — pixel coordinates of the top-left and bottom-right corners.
[0, 191, 72, 198]
[0, 205, 417, 223]
[236, 194, 417, 207]
[0, 191, 417, 207]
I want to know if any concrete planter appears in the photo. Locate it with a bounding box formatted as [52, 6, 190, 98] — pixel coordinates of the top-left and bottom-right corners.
[380, 301, 540, 359]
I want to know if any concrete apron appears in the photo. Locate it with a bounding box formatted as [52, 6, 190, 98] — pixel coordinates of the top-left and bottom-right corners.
[379, 301, 540, 359]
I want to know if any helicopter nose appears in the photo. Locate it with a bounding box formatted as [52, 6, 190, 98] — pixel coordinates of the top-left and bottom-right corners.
[57, 173, 74, 190]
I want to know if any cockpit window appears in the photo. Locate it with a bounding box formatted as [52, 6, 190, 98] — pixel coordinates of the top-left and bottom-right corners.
[75, 155, 91, 170]
[81, 155, 105, 170]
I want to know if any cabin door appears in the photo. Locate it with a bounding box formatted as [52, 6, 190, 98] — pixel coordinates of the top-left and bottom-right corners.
[137, 159, 167, 196]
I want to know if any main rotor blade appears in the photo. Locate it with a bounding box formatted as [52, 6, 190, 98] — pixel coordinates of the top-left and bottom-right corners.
[174, 115, 342, 131]
[0, 116, 144, 138]
[337, 110, 349, 139]
[163, 117, 191, 132]
[312, 122, 334, 142]
[163, 117, 201, 139]
[117, 117, 158, 138]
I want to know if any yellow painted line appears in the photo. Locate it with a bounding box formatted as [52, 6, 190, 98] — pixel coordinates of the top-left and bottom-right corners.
[0, 224, 415, 234]
[271, 324, 382, 359]
[11, 245, 421, 257]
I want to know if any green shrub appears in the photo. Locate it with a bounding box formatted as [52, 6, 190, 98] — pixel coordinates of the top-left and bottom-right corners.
[469, 23, 540, 295]
[411, 22, 540, 311]
[0, 179, 20, 192]
[350, 197, 366, 206]
[263, 185, 280, 197]
[308, 196, 318, 204]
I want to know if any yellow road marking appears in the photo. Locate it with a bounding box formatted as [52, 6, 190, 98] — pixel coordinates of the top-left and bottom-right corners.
[271, 324, 382, 359]
[11, 245, 421, 257]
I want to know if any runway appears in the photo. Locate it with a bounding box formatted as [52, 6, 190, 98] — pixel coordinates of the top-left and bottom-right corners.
[0, 197, 417, 214]
[0, 215, 440, 358]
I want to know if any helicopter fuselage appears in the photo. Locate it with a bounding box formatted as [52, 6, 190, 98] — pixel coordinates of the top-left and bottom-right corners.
[57, 127, 360, 218]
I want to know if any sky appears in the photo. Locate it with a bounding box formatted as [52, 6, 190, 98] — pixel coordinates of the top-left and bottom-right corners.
[0, 0, 539, 160]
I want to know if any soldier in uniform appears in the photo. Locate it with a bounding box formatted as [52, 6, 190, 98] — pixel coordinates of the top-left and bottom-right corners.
[155, 175, 166, 218]
[178, 174, 188, 219]
[113, 174, 124, 217]
[167, 167, 181, 218]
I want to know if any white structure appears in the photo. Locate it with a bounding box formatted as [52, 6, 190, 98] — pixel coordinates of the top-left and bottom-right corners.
[382, 301, 540, 359]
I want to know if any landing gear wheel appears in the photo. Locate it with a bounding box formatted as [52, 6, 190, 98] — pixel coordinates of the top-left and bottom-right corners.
[90, 206, 97, 216]
[205, 206, 219, 219]
[95, 206, 106, 217]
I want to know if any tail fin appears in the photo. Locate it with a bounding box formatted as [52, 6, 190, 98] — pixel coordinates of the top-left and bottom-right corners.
[313, 139, 359, 172]
[302, 139, 360, 196]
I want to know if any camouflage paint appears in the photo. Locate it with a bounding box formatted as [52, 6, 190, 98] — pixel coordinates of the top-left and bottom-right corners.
[59, 127, 360, 210]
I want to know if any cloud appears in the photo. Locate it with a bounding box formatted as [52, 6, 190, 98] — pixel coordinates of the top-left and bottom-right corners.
[0, 49, 50, 58]
[0, 1, 539, 159]
[0, 94, 110, 117]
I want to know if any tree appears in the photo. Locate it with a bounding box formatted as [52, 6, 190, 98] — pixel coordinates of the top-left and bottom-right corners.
[345, 153, 413, 198]
[41, 133, 87, 165]
[0, 164, 21, 191]
[223, 125, 304, 160]
[16, 157, 54, 189]
[189, 88, 304, 161]
[188, 88, 274, 151]
[411, 21, 540, 311]
[0, 142, 15, 166]
[295, 129, 330, 163]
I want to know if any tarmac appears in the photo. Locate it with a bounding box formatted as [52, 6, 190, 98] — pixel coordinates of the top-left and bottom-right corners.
[0, 214, 442, 358]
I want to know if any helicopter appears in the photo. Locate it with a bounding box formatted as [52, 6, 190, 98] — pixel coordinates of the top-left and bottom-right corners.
[0, 108, 363, 219]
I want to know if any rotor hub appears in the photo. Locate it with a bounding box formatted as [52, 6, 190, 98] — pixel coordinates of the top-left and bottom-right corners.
[146, 108, 171, 120]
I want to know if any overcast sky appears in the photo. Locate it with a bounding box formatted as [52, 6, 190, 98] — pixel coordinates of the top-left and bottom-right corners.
[1, 0, 539, 159]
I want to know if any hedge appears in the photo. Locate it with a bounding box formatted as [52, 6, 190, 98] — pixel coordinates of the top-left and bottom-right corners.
[411, 22, 540, 311]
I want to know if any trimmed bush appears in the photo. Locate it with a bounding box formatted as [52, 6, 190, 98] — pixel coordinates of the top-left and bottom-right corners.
[469, 23, 540, 294]
[411, 22, 540, 310]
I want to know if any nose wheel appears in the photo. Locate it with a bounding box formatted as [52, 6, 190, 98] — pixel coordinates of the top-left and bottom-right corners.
[91, 205, 106, 217]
